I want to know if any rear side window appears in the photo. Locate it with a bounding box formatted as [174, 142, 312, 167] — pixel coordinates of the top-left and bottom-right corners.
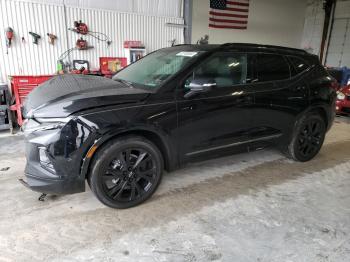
[288, 56, 309, 75]
[255, 54, 290, 82]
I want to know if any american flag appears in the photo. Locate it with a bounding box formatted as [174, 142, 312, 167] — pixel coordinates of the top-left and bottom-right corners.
[209, 0, 250, 29]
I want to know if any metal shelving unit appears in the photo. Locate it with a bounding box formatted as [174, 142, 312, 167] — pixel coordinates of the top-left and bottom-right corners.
[0, 84, 13, 133]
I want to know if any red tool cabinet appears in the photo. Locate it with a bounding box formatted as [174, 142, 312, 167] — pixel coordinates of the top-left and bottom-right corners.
[10, 75, 53, 126]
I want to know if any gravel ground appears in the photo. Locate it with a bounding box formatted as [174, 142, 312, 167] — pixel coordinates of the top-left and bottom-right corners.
[0, 117, 349, 262]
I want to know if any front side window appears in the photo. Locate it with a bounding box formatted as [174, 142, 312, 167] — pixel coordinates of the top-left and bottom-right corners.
[187, 53, 248, 88]
[255, 54, 290, 82]
[114, 49, 202, 89]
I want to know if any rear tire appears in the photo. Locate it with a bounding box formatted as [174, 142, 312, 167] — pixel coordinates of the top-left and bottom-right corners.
[88, 136, 163, 209]
[284, 113, 326, 162]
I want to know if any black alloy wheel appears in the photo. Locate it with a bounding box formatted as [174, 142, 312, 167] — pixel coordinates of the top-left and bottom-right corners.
[89, 136, 163, 208]
[296, 119, 323, 158]
[102, 148, 156, 201]
[285, 114, 326, 162]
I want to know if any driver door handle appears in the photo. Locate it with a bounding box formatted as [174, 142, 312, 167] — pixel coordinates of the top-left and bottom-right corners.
[180, 105, 196, 111]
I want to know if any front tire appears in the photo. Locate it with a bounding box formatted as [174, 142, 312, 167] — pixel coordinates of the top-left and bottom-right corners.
[285, 113, 326, 162]
[88, 136, 163, 209]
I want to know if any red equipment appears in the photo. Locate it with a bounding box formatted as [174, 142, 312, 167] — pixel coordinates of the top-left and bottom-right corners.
[5, 27, 14, 54]
[76, 38, 92, 50]
[69, 20, 111, 45]
[10, 75, 53, 126]
[123, 41, 142, 48]
[71, 60, 90, 74]
[71, 69, 89, 74]
[71, 20, 88, 35]
[99, 57, 127, 76]
[336, 84, 350, 115]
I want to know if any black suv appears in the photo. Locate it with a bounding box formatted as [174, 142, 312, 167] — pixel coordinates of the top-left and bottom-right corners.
[22, 43, 336, 208]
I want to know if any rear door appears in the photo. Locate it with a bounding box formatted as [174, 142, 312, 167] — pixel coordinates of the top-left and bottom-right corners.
[249, 53, 309, 143]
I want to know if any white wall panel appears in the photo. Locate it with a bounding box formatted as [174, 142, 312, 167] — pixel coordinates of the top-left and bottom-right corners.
[300, 0, 324, 55]
[0, 0, 184, 83]
[334, 0, 350, 19]
[0, 0, 68, 81]
[12, 0, 183, 18]
[133, 0, 183, 18]
[191, 0, 307, 48]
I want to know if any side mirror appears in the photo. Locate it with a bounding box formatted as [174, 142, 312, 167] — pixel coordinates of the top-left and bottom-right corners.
[184, 78, 216, 99]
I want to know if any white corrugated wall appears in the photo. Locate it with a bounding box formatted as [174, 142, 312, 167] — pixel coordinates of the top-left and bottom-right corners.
[17, 0, 183, 18]
[0, 0, 184, 83]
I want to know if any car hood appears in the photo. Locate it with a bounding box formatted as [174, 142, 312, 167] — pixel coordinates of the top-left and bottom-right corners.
[24, 74, 152, 118]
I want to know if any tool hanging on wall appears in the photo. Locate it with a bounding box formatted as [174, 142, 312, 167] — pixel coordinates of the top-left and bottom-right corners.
[68, 20, 112, 46]
[29, 32, 41, 45]
[76, 38, 93, 50]
[47, 33, 57, 45]
[5, 27, 14, 54]
[70, 20, 89, 35]
[56, 38, 94, 73]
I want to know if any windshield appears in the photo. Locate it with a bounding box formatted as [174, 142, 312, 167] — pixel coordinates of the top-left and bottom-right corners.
[113, 49, 202, 89]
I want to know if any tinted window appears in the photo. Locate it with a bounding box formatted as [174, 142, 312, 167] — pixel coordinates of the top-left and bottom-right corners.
[255, 54, 290, 82]
[188, 53, 249, 88]
[288, 56, 309, 75]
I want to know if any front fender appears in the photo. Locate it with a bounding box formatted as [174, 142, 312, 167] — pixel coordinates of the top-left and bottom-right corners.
[79, 125, 177, 179]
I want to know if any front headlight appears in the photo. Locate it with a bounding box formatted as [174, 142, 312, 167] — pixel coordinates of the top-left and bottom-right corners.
[23, 117, 71, 134]
[38, 146, 55, 172]
[337, 91, 345, 100]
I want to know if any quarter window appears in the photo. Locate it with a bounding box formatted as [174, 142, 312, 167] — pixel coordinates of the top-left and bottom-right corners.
[189, 53, 248, 88]
[255, 54, 290, 82]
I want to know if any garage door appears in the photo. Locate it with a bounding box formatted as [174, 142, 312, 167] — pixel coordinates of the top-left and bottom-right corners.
[326, 18, 350, 67]
[325, 0, 350, 67]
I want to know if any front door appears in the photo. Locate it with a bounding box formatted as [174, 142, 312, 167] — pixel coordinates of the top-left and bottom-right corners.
[175, 52, 255, 161]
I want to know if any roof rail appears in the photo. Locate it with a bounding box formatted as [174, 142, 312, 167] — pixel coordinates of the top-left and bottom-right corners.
[220, 43, 307, 54]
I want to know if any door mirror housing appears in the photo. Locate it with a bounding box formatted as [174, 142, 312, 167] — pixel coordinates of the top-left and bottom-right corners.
[184, 78, 216, 98]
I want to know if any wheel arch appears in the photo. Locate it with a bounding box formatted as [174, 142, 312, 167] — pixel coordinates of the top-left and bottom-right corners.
[301, 105, 329, 129]
[81, 128, 176, 180]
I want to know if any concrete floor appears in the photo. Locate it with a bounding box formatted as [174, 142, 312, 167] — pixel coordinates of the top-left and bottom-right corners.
[0, 117, 350, 262]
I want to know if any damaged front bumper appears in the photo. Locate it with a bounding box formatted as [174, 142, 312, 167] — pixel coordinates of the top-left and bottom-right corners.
[21, 117, 90, 195]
